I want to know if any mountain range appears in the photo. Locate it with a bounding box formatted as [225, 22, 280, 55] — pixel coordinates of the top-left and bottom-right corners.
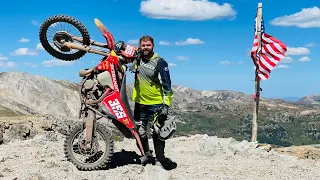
[0, 71, 319, 146]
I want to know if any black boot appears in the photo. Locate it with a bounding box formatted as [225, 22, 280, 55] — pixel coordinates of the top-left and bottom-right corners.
[153, 136, 177, 170]
[137, 136, 153, 165]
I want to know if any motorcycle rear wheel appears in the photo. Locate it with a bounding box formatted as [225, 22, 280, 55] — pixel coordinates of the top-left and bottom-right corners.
[39, 14, 91, 61]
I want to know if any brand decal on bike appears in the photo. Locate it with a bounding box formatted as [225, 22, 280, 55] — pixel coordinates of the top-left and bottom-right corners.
[97, 60, 108, 70]
[122, 118, 129, 125]
[110, 64, 119, 92]
[124, 45, 135, 56]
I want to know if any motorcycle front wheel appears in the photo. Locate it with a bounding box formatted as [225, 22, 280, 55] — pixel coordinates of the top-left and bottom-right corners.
[63, 122, 115, 171]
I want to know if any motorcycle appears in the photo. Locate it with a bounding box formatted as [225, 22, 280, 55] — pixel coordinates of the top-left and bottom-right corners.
[38, 14, 176, 171]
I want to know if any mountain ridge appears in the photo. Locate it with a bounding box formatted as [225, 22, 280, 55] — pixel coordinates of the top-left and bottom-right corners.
[0, 71, 319, 146]
[1, 71, 318, 105]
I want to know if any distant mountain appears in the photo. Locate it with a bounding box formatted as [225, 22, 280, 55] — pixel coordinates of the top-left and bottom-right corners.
[298, 94, 320, 105]
[0, 71, 319, 146]
[0, 72, 80, 117]
[281, 97, 301, 102]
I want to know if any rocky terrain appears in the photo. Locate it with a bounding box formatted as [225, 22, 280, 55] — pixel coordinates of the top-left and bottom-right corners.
[0, 129, 320, 180]
[0, 71, 320, 179]
[0, 72, 80, 117]
[1, 71, 320, 146]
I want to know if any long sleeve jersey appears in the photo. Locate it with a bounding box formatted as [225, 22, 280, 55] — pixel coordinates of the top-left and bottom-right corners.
[131, 53, 174, 106]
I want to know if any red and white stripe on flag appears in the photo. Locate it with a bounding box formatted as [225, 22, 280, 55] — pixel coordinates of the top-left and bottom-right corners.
[250, 21, 287, 80]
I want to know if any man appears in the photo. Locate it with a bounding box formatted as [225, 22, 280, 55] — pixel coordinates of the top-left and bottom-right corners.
[131, 35, 177, 170]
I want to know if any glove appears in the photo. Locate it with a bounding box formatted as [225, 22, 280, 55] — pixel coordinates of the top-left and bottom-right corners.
[156, 104, 169, 126]
[114, 41, 126, 54]
[158, 104, 169, 116]
[135, 48, 143, 59]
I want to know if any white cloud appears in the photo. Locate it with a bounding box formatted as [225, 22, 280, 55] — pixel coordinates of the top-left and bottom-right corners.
[42, 59, 74, 67]
[24, 62, 38, 67]
[277, 65, 290, 69]
[0, 56, 8, 61]
[305, 43, 316, 47]
[168, 63, 177, 67]
[175, 38, 204, 45]
[31, 20, 39, 26]
[139, 0, 237, 21]
[176, 56, 189, 60]
[127, 39, 139, 44]
[298, 56, 311, 62]
[220, 60, 243, 65]
[0, 61, 16, 68]
[159, 41, 171, 45]
[280, 56, 294, 63]
[10, 48, 38, 56]
[19, 38, 30, 43]
[36, 43, 44, 50]
[269, 6, 320, 28]
[220, 60, 231, 65]
[286, 47, 310, 56]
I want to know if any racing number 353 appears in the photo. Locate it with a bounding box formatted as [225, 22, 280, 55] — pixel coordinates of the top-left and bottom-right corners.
[108, 98, 127, 119]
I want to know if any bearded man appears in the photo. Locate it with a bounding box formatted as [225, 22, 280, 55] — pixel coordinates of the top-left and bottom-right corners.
[130, 35, 177, 170]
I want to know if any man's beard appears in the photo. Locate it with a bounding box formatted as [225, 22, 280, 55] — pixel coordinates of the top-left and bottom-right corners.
[142, 49, 152, 56]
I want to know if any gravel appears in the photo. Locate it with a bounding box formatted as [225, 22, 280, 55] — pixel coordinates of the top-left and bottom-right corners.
[0, 133, 319, 180]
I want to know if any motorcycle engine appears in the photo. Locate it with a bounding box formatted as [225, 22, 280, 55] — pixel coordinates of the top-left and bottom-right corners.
[81, 78, 104, 102]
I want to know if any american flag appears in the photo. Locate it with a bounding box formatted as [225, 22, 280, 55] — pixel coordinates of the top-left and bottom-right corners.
[250, 15, 287, 80]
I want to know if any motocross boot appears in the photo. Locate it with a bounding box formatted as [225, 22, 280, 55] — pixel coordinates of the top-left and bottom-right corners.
[153, 135, 177, 170]
[137, 135, 153, 165]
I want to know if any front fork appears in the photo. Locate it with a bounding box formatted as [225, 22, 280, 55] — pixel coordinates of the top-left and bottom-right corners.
[81, 108, 96, 150]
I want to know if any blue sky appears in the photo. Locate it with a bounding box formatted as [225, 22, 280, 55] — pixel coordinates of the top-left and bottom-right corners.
[0, 0, 319, 98]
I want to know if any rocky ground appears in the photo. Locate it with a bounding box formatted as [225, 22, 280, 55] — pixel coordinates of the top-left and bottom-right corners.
[0, 72, 320, 179]
[1, 71, 320, 146]
[0, 129, 320, 180]
[275, 144, 320, 160]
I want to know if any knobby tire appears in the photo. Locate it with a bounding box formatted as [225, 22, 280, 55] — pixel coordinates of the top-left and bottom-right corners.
[63, 122, 114, 171]
[39, 14, 91, 61]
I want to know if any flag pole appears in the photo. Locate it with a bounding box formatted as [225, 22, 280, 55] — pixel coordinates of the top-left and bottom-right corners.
[251, 2, 262, 143]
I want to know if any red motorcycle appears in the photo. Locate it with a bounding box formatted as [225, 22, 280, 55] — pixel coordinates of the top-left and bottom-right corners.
[38, 15, 176, 170]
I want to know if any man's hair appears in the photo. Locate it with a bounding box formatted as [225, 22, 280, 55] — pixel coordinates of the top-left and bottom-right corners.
[139, 35, 154, 46]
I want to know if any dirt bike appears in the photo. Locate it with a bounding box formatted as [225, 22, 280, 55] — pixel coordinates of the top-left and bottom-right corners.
[38, 14, 176, 171]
